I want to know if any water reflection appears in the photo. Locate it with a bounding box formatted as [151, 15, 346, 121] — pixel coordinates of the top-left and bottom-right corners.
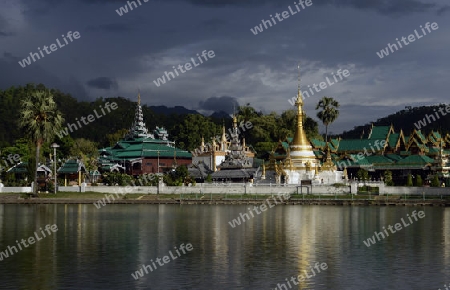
[0, 204, 448, 290]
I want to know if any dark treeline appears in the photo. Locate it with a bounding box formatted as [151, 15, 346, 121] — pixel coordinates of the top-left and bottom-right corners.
[0, 84, 321, 159]
[2, 85, 448, 158]
[341, 105, 450, 139]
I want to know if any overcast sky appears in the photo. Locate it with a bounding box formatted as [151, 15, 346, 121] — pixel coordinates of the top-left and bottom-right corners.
[1, 0, 449, 134]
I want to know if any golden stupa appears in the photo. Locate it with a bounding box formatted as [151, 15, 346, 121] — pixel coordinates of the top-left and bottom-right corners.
[288, 64, 320, 171]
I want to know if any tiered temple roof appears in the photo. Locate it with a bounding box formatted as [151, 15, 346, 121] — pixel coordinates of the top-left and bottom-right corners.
[310, 124, 450, 172]
[210, 116, 256, 182]
[98, 94, 191, 174]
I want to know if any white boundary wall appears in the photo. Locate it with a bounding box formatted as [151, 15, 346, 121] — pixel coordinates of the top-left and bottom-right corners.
[1, 183, 448, 195]
[80, 183, 351, 195]
[0, 186, 32, 193]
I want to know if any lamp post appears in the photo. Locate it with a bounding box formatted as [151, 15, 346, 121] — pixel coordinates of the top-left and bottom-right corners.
[157, 150, 160, 173]
[51, 143, 60, 194]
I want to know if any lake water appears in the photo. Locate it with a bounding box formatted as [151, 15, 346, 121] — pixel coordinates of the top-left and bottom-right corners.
[0, 204, 448, 290]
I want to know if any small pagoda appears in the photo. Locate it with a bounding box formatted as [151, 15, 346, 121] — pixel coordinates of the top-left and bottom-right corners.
[211, 116, 256, 183]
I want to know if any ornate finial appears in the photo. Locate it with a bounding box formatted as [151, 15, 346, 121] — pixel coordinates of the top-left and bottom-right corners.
[296, 62, 303, 106]
[138, 89, 141, 106]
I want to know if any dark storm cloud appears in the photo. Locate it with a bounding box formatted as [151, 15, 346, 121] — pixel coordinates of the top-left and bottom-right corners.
[198, 96, 239, 114]
[35, 0, 439, 15]
[86, 23, 131, 33]
[3, 52, 19, 61]
[0, 31, 14, 37]
[437, 5, 450, 15]
[325, 0, 435, 15]
[86, 77, 119, 90]
[2, 0, 449, 133]
[176, 0, 437, 15]
[0, 53, 89, 100]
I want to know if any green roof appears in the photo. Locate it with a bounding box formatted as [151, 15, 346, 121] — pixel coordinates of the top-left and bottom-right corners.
[100, 139, 191, 164]
[385, 154, 403, 162]
[388, 133, 400, 148]
[366, 155, 394, 165]
[416, 131, 427, 143]
[58, 159, 86, 174]
[428, 131, 442, 144]
[6, 162, 28, 174]
[310, 139, 326, 149]
[335, 155, 371, 168]
[336, 139, 384, 152]
[368, 126, 390, 140]
[397, 155, 434, 165]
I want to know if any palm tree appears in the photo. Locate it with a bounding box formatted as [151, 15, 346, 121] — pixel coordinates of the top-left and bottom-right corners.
[315, 97, 340, 142]
[19, 90, 64, 196]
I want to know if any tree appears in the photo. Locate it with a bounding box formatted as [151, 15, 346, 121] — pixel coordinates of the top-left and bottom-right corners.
[406, 174, 413, 186]
[171, 114, 220, 151]
[106, 128, 129, 146]
[315, 97, 340, 142]
[237, 103, 261, 122]
[383, 170, 394, 186]
[163, 165, 192, 186]
[69, 138, 99, 181]
[431, 174, 440, 187]
[102, 172, 132, 186]
[415, 175, 423, 187]
[356, 168, 369, 181]
[19, 90, 64, 195]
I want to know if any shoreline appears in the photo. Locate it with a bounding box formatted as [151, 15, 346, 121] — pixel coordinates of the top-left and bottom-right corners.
[0, 197, 448, 206]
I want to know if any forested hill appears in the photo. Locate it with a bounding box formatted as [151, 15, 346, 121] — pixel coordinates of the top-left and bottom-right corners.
[340, 104, 450, 139]
[2, 84, 448, 153]
[0, 84, 321, 156]
[0, 84, 208, 148]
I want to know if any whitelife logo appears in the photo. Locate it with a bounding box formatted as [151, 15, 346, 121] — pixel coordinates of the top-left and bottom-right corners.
[376, 22, 439, 59]
[272, 262, 328, 290]
[287, 68, 350, 106]
[18, 31, 81, 68]
[56, 101, 118, 138]
[153, 50, 215, 87]
[363, 210, 425, 247]
[93, 173, 158, 209]
[335, 140, 386, 169]
[413, 104, 450, 130]
[191, 121, 253, 157]
[250, 0, 313, 35]
[228, 193, 290, 228]
[0, 154, 21, 172]
[115, 0, 149, 16]
[0, 224, 58, 261]
[131, 243, 193, 280]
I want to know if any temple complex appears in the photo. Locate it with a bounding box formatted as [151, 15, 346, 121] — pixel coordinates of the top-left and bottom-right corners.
[98, 94, 191, 176]
[191, 116, 255, 172]
[309, 126, 450, 185]
[189, 115, 257, 182]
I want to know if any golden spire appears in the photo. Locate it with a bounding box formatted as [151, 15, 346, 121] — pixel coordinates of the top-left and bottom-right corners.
[292, 63, 309, 148]
[322, 146, 336, 171]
